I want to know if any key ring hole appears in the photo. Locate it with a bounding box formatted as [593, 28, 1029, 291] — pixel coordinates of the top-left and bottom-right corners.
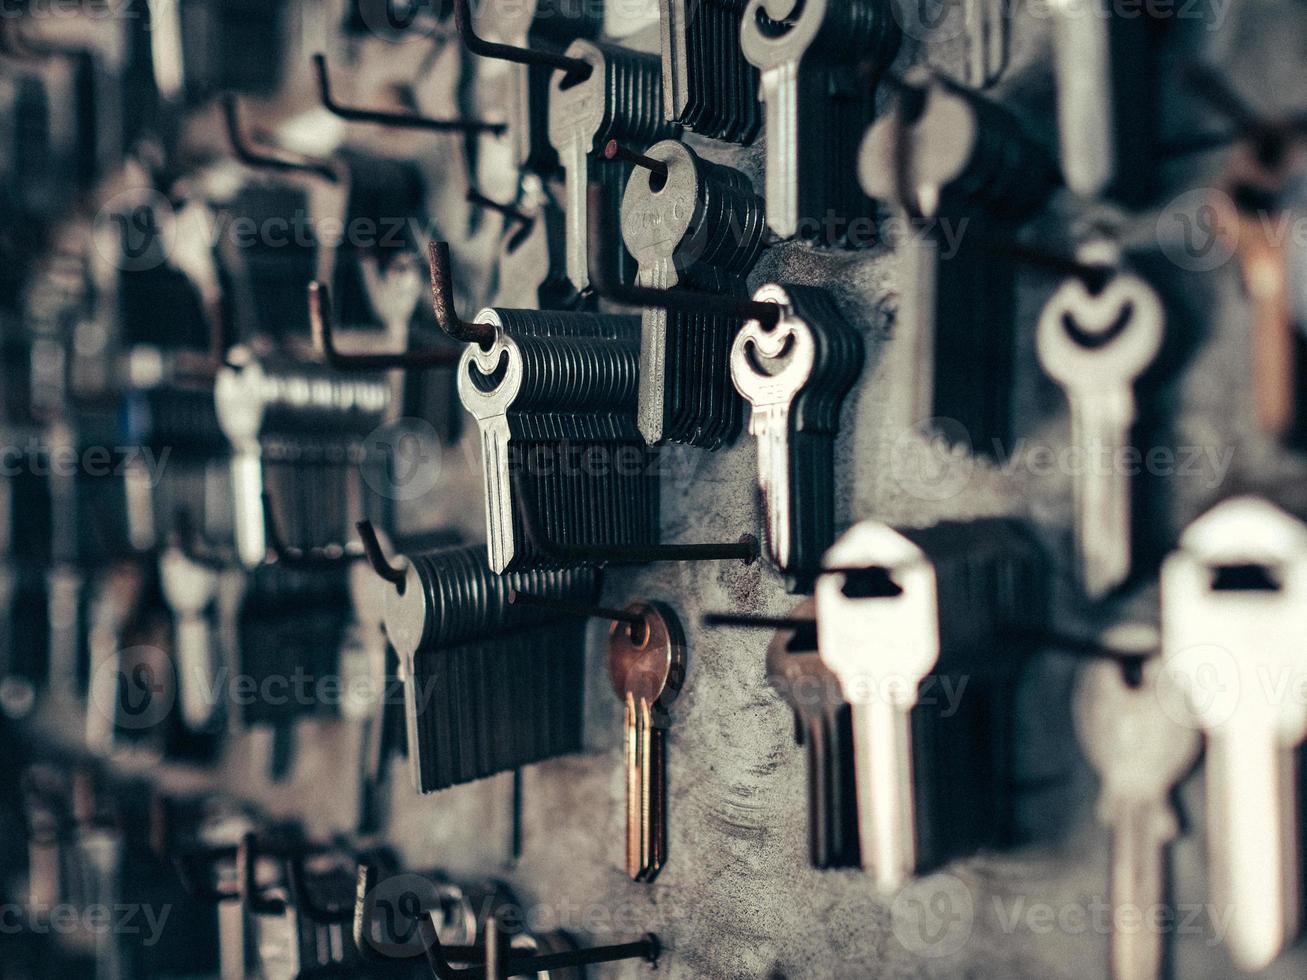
[1059, 300, 1133, 350]
[625, 617, 650, 647]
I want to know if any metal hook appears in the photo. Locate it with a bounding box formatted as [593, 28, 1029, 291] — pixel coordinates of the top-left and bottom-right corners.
[512, 469, 758, 566]
[309, 281, 462, 370]
[427, 241, 498, 346]
[1003, 626, 1156, 688]
[222, 94, 341, 183]
[312, 53, 507, 135]
[583, 183, 782, 328]
[507, 589, 649, 642]
[467, 189, 534, 230]
[261, 492, 361, 569]
[451, 0, 592, 81]
[602, 140, 668, 186]
[238, 833, 289, 916]
[356, 520, 408, 589]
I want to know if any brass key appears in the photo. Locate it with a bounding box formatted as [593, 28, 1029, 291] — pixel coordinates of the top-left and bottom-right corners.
[607, 601, 686, 883]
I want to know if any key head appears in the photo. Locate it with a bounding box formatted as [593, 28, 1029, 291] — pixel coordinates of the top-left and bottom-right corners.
[620, 140, 699, 277]
[765, 599, 837, 712]
[381, 561, 425, 661]
[1162, 496, 1307, 741]
[1073, 655, 1200, 810]
[815, 522, 940, 707]
[547, 40, 607, 151]
[740, 0, 829, 69]
[1035, 261, 1165, 394]
[160, 546, 219, 617]
[608, 601, 686, 712]
[455, 313, 520, 423]
[729, 284, 816, 410]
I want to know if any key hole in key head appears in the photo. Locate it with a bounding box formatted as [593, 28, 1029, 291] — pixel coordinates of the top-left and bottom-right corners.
[839, 567, 904, 599]
[466, 350, 509, 392]
[1209, 562, 1282, 592]
[743, 335, 795, 376]
[1060, 300, 1133, 351]
[755, 0, 806, 37]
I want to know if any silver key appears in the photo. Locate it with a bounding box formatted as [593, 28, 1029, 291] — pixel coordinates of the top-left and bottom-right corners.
[1162, 496, 1307, 972]
[730, 284, 816, 574]
[160, 546, 220, 731]
[1036, 250, 1164, 599]
[1074, 653, 1199, 980]
[1051, 0, 1115, 198]
[815, 522, 940, 891]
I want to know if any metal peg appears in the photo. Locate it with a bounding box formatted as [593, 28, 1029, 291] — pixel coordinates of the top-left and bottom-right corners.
[309, 281, 461, 370]
[451, 0, 592, 81]
[222, 94, 341, 183]
[427, 241, 499, 346]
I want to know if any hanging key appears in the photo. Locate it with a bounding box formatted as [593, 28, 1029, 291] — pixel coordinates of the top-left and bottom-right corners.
[816, 518, 1043, 889]
[160, 544, 222, 734]
[740, 0, 900, 241]
[765, 599, 860, 869]
[608, 601, 685, 882]
[660, 0, 760, 143]
[1052, 0, 1160, 204]
[547, 39, 680, 292]
[1036, 245, 1165, 600]
[730, 283, 862, 589]
[1162, 496, 1307, 973]
[616, 140, 767, 448]
[371, 532, 599, 792]
[1073, 655, 1199, 980]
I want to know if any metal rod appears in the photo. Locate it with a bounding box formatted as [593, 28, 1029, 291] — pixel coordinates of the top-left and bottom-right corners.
[507, 589, 648, 632]
[512, 469, 758, 566]
[309, 281, 461, 370]
[312, 53, 507, 134]
[602, 140, 669, 184]
[427, 241, 499, 346]
[451, 0, 592, 80]
[583, 183, 781, 327]
[222, 94, 341, 183]
[357, 519, 408, 589]
[466, 189, 533, 228]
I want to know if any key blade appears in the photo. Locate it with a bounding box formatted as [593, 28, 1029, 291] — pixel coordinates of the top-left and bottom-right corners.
[1068, 385, 1136, 599]
[851, 699, 916, 891]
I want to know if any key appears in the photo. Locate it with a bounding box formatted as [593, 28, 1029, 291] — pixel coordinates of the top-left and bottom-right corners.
[660, 0, 760, 143]
[816, 518, 1042, 888]
[766, 599, 860, 869]
[730, 284, 862, 588]
[621, 139, 766, 448]
[548, 40, 679, 292]
[608, 601, 685, 882]
[1073, 655, 1200, 980]
[160, 545, 220, 732]
[740, 0, 899, 241]
[1036, 248, 1164, 599]
[1162, 496, 1307, 972]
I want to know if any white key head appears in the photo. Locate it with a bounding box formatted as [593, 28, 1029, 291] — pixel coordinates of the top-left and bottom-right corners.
[1073, 656, 1200, 817]
[729, 284, 816, 412]
[1162, 496, 1307, 742]
[159, 546, 219, 618]
[455, 311, 521, 425]
[1036, 264, 1164, 393]
[815, 522, 940, 708]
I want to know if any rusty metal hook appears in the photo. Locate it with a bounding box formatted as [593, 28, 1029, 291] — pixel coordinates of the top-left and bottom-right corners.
[309, 280, 462, 370]
[356, 519, 408, 589]
[223, 94, 341, 183]
[312, 53, 507, 135]
[451, 0, 592, 81]
[427, 241, 498, 346]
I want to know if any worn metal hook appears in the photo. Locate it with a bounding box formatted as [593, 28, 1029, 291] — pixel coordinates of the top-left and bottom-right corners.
[451, 0, 592, 81]
[309, 281, 462, 370]
[427, 241, 498, 346]
[356, 520, 408, 589]
[223, 94, 341, 183]
[312, 53, 507, 135]
[512, 469, 758, 566]
[583, 183, 781, 328]
[507, 589, 648, 642]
